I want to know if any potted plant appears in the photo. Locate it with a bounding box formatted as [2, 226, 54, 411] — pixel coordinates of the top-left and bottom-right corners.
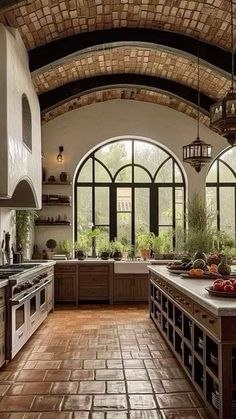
[46, 239, 57, 259]
[58, 240, 73, 259]
[136, 232, 155, 260]
[15, 210, 38, 258]
[74, 234, 90, 260]
[97, 239, 111, 260]
[110, 240, 123, 260]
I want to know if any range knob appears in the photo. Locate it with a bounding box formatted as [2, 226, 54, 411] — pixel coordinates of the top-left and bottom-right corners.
[14, 285, 21, 294]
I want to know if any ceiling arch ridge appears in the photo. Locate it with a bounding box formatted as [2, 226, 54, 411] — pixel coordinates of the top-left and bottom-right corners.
[31, 40, 232, 81]
[32, 44, 231, 101]
[41, 87, 210, 127]
[0, 0, 232, 52]
[38, 73, 213, 115]
[28, 28, 233, 75]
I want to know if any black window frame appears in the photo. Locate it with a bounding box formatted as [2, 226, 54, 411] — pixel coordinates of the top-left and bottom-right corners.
[74, 138, 186, 248]
[206, 147, 236, 244]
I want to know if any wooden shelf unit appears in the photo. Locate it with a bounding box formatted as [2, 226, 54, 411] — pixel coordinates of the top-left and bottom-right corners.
[149, 272, 236, 419]
[43, 181, 71, 185]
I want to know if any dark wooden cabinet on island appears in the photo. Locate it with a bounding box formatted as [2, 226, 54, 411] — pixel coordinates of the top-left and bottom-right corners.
[149, 266, 236, 419]
[113, 274, 148, 302]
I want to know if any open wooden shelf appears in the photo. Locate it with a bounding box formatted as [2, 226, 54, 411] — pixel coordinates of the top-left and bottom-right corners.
[43, 202, 71, 206]
[43, 181, 71, 185]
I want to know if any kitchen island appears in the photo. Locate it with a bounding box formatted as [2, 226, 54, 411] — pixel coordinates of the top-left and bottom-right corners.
[148, 266, 236, 419]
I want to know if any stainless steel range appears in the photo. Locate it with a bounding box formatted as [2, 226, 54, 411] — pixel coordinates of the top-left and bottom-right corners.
[1, 263, 54, 359]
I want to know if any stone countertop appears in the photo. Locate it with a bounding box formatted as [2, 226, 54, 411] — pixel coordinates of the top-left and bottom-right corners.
[148, 265, 236, 317]
[0, 279, 9, 288]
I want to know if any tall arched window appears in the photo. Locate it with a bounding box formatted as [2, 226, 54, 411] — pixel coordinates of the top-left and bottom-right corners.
[206, 146, 236, 242]
[74, 139, 186, 247]
[22, 94, 32, 151]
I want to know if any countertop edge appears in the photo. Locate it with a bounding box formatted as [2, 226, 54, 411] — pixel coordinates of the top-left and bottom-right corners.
[148, 265, 236, 317]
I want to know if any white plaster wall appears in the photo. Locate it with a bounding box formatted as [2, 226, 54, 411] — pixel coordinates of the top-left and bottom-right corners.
[0, 24, 41, 207]
[38, 99, 228, 251]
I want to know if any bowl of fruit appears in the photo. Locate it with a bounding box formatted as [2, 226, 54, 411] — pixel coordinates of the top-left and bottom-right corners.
[206, 278, 236, 297]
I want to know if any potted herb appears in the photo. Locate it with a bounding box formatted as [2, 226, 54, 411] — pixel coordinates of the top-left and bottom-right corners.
[97, 239, 111, 260]
[74, 234, 90, 260]
[58, 240, 73, 259]
[111, 240, 123, 260]
[15, 210, 38, 257]
[136, 232, 155, 260]
[46, 239, 57, 259]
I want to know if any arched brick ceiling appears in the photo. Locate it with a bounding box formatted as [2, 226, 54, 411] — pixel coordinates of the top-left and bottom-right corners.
[33, 45, 230, 100]
[41, 87, 210, 126]
[0, 0, 232, 51]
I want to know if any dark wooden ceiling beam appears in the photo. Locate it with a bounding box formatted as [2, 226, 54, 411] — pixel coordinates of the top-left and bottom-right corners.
[29, 28, 232, 74]
[39, 73, 213, 113]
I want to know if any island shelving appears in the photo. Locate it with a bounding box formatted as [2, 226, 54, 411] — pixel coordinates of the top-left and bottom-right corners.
[148, 266, 236, 419]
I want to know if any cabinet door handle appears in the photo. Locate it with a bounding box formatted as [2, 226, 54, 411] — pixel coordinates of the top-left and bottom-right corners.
[202, 314, 207, 319]
[195, 309, 200, 313]
[209, 319, 215, 324]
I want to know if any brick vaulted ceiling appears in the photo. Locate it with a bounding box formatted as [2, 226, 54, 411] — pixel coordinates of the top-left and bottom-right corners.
[0, 0, 234, 124]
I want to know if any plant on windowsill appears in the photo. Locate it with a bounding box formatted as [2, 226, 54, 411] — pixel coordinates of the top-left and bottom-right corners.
[152, 232, 173, 260]
[97, 239, 111, 260]
[58, 240, 73, 259]
[74, 226, 101, 259]
[136, 232, 155, 260]
[110, 240, 124, 260]
[46, 238, 57, 259]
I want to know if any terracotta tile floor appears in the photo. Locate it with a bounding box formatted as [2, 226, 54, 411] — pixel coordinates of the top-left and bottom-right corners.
[0, 305, 210, 418]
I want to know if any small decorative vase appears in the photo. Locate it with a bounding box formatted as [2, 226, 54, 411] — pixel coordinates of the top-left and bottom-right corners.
[60, 172, 68, 182]
[140, 249, 150, 260]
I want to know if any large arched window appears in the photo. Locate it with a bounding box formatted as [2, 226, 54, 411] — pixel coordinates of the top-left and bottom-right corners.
[74, 139, 186, 247]
[206, 147, 236, 242]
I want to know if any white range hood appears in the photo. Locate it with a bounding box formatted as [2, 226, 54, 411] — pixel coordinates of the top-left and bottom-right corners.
[0, 24, 41, 208]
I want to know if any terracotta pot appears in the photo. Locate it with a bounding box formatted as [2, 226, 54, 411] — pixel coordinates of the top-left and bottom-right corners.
[140, 249, 150, 260]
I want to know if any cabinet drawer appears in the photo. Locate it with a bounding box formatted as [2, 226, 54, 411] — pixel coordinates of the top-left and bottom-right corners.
[79, 265, 109, 273]
[79, 286, 109, 298]
[194, 305, 219, 338]
[174, 290, 193, 315]
[80, 276, 108, 286]
[55, 264, 77, 274]
[0, 288, 5, 306]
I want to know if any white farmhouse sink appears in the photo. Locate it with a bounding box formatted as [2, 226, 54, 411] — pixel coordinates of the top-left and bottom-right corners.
[114, 261, 149, 274]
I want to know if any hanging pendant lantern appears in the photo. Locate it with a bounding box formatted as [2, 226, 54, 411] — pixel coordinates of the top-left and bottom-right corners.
[183, 136, 212, 173]
[183, 42, 212, 172]
[210, 0, 236, 146]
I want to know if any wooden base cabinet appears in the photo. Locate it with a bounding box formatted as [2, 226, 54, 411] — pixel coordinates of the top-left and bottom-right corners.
[114, 274, 148, 302]
[149, 273, 236, 419]
[54, 264, 77, 303]
[78, 264, 113, 302]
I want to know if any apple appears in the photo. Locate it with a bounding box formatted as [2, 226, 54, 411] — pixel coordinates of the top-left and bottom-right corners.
[213, 279, 224, 285]
[224, 284, 234, 292]
[213, 283, 224, 291]
[223, 280, 232, 286]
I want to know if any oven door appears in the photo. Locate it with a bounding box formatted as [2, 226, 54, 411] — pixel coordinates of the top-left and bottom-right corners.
[11, 297, 28, 357]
